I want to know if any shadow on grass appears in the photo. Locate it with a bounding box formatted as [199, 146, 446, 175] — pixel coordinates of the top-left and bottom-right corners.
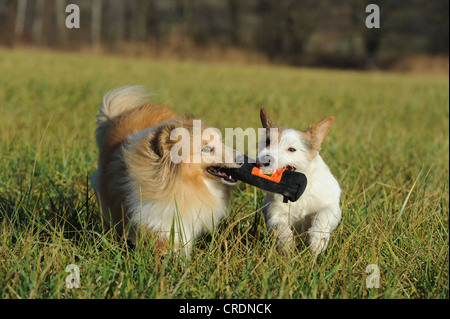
[0, 175, 103, 246]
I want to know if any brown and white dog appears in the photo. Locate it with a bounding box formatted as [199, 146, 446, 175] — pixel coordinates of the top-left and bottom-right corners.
[91, 86, 241, 256]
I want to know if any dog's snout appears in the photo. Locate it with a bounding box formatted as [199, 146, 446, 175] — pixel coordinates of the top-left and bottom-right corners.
[257, 154, 273, 168]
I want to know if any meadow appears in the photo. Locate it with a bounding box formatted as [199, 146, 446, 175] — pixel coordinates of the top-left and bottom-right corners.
[0, 48, 448, 299]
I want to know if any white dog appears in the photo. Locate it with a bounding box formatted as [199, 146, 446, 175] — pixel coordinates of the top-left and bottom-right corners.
[256, 109, 341, 255]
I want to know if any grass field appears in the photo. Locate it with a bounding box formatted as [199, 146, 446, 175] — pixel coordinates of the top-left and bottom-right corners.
[0, 48, 448, 299]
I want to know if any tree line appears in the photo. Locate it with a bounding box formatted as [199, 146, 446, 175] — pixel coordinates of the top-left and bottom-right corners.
[0, 0, 448, 69]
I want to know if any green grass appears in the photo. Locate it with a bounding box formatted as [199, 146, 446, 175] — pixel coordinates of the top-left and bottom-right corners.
[0, 48, 448, 299]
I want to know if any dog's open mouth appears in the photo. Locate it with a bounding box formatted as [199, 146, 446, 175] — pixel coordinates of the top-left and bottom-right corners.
[284, 165, 296, 171]
[206, 167, 237, 184]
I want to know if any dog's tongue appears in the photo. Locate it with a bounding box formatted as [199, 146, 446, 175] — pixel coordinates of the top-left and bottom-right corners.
[217, 171, 229, 178]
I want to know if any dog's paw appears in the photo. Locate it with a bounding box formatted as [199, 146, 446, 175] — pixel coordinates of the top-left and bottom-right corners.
[308, 229, 330, 255]
[273, 231, 294, 251]
[276, 237, 294, 252]
[271, 233, 296, 253]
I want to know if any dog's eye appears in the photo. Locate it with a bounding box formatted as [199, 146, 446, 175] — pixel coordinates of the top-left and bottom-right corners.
[288, 147, 296, 152]
[202, 145, 214, 153]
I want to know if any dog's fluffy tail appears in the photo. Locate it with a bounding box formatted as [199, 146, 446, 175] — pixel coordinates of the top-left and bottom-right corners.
[97, 86, 152, 124]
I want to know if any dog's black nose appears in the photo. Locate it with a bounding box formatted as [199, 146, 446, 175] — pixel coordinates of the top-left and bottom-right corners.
[257, 155, 273, 167]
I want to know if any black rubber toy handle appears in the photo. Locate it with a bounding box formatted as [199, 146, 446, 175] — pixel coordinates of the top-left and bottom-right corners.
[224, 155, 307, 202]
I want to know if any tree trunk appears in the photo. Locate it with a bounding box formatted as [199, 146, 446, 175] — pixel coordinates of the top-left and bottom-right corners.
[114, 0, 124, 44]
[130, 0, 147, 43]
[91, 0, 102, 47]
[228, 0, 240, 46]
[55, 0, 68, 47]
[15, 0, 27, 38]
[32, 0, 45, 46]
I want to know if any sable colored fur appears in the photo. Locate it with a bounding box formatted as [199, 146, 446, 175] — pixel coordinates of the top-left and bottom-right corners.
[92, 86, 240, 256]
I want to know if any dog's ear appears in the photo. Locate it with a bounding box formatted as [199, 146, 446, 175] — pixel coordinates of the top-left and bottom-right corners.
[305, 116, 334, 152]
[150, 122, 177, 158]
[260, 108, 278, 129]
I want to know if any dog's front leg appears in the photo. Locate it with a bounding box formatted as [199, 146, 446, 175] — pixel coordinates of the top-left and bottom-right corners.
[269, 219, 295, 250]
[308, 205, 341, 255]
[263, 199, 295, 251]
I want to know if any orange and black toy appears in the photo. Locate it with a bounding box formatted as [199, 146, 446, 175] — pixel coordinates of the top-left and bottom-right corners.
[225, 155, 307, 203]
